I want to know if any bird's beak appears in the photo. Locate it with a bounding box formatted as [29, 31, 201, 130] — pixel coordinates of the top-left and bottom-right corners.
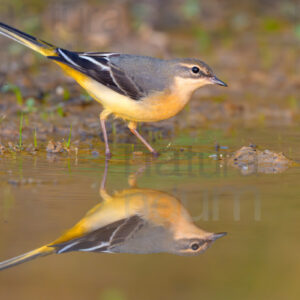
[209, 232, 227, 241]
[210, 76, 228, 87]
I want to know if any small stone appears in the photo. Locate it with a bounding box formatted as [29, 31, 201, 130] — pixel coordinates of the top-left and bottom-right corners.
[133, 151, 143, 156]
[91, 150, 99, 157]
[46, 140, 64, 153]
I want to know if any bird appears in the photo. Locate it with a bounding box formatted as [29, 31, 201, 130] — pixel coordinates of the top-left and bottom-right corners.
[0, 22, 227, 157]
[0, 161, 226, 271]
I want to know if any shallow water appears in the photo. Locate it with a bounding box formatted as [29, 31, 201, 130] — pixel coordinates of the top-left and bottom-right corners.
[1, 126, 300, 300]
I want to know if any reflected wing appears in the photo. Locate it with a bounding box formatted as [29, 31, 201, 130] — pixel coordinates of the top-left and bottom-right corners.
[48, 49, 146, 100]
[52, 215, 145, 254]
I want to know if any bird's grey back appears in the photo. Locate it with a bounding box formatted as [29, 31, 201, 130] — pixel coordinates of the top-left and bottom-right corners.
[110, 54, 171, 95]
[111, 221, 174, 254]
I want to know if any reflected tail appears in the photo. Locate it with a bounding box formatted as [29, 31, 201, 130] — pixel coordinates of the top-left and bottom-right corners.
[0, 22, 57, 56]
[0, 246, 54, 271]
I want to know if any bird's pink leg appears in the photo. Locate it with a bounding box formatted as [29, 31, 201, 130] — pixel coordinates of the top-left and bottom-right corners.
[99, 110, 111, 158]
[128, 122, 158, 156]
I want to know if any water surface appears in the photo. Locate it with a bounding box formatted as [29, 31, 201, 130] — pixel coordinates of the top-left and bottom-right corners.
[1, 126, 300, 300]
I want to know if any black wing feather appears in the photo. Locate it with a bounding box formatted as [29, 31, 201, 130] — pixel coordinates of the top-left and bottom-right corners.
[48, 49, 146, 100]
[52, 215, 145, 254]
[110, 65, 145, 100]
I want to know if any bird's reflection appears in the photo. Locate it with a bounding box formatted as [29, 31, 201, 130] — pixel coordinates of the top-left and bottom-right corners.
[0, 161, 226, 271]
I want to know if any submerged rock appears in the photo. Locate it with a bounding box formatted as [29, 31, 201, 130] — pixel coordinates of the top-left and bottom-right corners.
[46, 140, 64, 153]
[228, 146, 293, 175]
[0, 143, 5, 154]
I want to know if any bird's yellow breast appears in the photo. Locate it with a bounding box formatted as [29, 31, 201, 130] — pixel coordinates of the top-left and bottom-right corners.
[131, 92, 190, 122]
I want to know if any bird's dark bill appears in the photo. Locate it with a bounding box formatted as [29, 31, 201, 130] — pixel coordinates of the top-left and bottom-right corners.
[210, 232, 227, 241]
[210, 76, 227, 87]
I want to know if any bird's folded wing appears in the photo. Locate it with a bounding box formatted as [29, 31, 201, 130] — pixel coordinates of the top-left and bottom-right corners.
[48, 49, 146, 100]
[52, 215, 145, 254]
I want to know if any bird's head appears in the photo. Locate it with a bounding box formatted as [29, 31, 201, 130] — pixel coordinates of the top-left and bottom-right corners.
[168, 58, 227, 95]
[172, 232, 227, 256]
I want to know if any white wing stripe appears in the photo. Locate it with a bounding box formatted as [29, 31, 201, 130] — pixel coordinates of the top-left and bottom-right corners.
[58, 49, 81, 68]
[79, 55, 109, 70]
[57, 241, 79, 254]
[81, 52, 117, 57]
[108, 223, 123, 245]
[109, 67, 127, 95]
[79, 242, 110, 252]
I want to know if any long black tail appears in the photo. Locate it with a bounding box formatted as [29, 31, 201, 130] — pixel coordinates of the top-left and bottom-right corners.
[0, 245, 54, 271]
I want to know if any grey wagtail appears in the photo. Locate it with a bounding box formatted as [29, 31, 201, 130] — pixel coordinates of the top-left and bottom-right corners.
[0, 22, 227, 157]
[0, 162, 226, 270]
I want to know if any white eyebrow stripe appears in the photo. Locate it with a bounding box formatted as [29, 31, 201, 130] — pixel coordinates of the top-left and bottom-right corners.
[78, 55, 109, 70]
[179, 63, 199, 68]
[57, 241, 79, 254]
[79, 242, 110, 252]
[58, 48, 81, 68]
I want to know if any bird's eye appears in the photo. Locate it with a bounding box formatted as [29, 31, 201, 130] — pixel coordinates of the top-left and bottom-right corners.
[191, 243, 199, 251]
[192, 66, 200, 74]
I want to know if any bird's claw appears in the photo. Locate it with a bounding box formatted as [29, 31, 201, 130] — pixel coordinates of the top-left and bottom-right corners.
[105, 151, 112, 159]
[152, 151, 160, 157]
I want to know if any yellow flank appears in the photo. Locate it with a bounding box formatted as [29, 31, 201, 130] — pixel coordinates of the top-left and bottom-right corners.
[134, 91, 190, 122]
[55, 62, 91, 84]
[112, 188, 188, 224]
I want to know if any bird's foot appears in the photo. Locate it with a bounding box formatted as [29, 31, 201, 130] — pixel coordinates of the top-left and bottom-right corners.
[151, 151, 160, 157]
[105, 151, 112, 159]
